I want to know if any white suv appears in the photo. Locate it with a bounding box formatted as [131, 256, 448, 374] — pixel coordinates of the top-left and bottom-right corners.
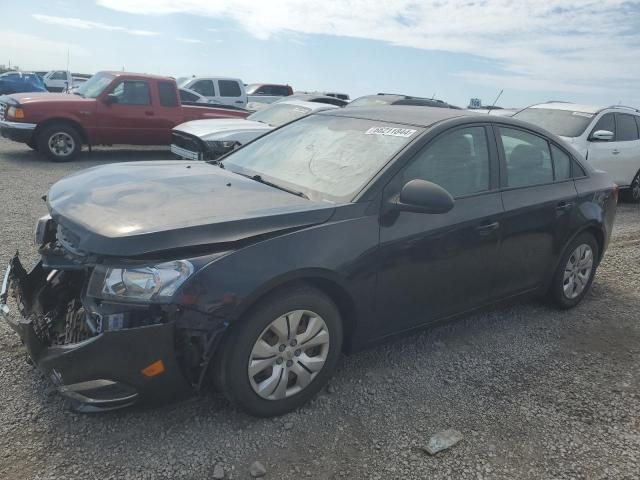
[514, 102, 640, 202]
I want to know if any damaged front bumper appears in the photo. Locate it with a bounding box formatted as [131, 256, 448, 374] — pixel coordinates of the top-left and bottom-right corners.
[0, 255, 194, 412]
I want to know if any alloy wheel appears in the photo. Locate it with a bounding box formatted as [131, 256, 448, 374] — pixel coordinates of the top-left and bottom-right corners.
[562, 243, 594, 299]
[48, 132, 75, 157]
[248, 309, 330, 400]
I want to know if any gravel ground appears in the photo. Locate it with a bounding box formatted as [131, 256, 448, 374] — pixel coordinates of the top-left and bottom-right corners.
[0, 139, 638, 480]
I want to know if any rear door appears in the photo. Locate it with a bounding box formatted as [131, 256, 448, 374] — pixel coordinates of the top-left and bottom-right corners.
[217, 79, 246, 107]
[375, 124, 503, 337]
[612, 113, 640, 187]
[492, 125, 578, 298]
[96, 78, 156, 144]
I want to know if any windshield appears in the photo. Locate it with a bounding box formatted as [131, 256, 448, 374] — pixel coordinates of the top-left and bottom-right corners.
[223, 114, 421, 202]
[247, 103, 312, 127]
[514, 108, 595, 137]
[75, 72, 115, 98]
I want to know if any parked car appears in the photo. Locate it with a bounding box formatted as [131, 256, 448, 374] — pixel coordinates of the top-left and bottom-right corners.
[348, 93, 460, 109]
[41, 70, 90, 92]
[0, 72, 47, 95]
[172, 99, 338, 160]
[514, 102, 640, 202]
[0, 71, 249, 161]
[1, 106, 617, 416]
[179, 87, 220, 105]
[246, 84, 293, 105]
[274, 94, 348, 107]
[296, 91, 350, 101]
[179, 77, 247, 108]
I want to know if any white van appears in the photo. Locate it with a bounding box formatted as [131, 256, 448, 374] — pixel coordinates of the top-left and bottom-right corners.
[179, 77, 247, 108]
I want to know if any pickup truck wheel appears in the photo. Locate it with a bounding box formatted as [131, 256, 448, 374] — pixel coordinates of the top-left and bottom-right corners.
[621, 170, 640, 203]
[37, 124, 82, 162]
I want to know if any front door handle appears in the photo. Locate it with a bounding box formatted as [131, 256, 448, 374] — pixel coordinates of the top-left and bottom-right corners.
[612, 149, 620, 155]
[145, 111, 154, 116]
[476, 221, 500, 236]
[555, 201, 574, 212]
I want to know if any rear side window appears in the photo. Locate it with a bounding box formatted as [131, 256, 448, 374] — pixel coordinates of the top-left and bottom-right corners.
[191, 80, 215, 97]
[272, 85, 291, 96]
[591, 113, 615, 138]
[499, 128, 553, 188]
[615, 114, 639, 141]
[158, 82, 178, 107]
[219, 80, 241, 97]
[551, 144, 571, 181]
[110, 80, 151, 105]
[402, 126, 490, 197]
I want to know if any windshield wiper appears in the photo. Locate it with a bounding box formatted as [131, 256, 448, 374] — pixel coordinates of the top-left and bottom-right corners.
[232, 172, 309, 199]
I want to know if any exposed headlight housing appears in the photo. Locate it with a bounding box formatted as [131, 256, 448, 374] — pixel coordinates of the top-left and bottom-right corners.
[34, 214, 54, 247]
[205, 140, 239, 154]
[7, 106, 25, 119]
[88, 260, 194, 303]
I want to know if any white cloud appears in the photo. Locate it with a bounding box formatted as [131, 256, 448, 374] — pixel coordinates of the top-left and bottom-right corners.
[33, 14, 158, 36]
[176, 37, 203, 43]
[96, 0, 640, 97]
[0, 30, 88, 71]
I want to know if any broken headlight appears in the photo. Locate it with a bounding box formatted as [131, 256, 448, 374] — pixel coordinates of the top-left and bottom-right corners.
[88, 260, 194, 303]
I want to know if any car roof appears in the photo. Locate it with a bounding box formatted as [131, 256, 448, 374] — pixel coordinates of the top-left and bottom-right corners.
[529, 102, 601, 114]
[318, 105, 473, 127]
[273, 99, 339, 111]
[102, 71, 174, 82]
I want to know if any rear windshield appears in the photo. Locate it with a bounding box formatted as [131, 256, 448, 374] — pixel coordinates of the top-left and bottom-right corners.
[513, 108, 595, 137]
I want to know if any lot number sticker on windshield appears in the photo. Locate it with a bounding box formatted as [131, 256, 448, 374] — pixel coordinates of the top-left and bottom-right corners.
[365, 127, 416, 138]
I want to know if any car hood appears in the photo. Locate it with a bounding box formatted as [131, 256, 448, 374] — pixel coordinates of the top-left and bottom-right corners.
[174, 119, 271, 140]
[8, 92, 93, 105]
[47, 161, 335, 257]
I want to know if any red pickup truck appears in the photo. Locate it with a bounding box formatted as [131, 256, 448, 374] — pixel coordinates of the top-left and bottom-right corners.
[0, 71, 249, 161]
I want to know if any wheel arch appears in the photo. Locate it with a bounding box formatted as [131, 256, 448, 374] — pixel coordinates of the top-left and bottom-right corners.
[34, 118, 89, 145]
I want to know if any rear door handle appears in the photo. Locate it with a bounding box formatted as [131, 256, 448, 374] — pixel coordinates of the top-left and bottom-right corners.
[612, 149, 620, 155]
[476, 221, 500, 236]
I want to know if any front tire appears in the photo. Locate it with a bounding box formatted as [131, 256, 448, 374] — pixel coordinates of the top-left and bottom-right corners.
[621, 170, 640, 203]
[216, 286, 343, 417]
[549, 232, 599, 309]
[37, 123, 82, 162]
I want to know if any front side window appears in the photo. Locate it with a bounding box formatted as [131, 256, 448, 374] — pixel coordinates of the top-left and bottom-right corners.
[191, 80, 215, 97]
[591, 113, 615, 138]
[158, 81, 178, 107]
[616, 114, 639, 141]
[402, 126, 490, 197]
[513, 108, 594, 138]
[500, 128, 553, 188]
[110, 80, 151, 105]
[219, 80, 242, 97]
[224, 115, 420, 201]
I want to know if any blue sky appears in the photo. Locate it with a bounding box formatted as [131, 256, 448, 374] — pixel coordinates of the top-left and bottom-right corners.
[2, 0, 640, 108]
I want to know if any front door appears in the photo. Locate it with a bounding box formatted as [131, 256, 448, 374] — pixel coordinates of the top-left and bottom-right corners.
[375, 125, 503, 339]
[492, 126, 579, 298]
[96, 79, 155, 145]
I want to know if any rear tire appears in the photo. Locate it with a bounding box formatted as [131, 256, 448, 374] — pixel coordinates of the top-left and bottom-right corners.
[215, 286, 343, 417]
[37, 123, 82, 162]
[549, 232, 599, 309]
[621, 170, 640, 203]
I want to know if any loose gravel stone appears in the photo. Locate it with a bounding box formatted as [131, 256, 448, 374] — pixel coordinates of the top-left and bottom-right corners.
[212, 464, 225, 479]
[423, 429, 464, 455]
[0, 139, 638, 480]
[249, 461, 267, 478]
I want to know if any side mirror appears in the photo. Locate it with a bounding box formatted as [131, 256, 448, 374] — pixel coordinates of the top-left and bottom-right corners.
[395, 179, 454, 214]
[104, 94, 119, 105]
[590, 130, 614, 141]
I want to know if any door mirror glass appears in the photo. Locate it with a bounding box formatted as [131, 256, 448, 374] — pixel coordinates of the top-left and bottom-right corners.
[105, 93, 118, 104]
[397, 179, 454, 214]
[590, 130, 614, 141]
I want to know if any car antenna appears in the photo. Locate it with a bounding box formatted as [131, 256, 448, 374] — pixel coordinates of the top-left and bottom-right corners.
[488, 89, 504, 115]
